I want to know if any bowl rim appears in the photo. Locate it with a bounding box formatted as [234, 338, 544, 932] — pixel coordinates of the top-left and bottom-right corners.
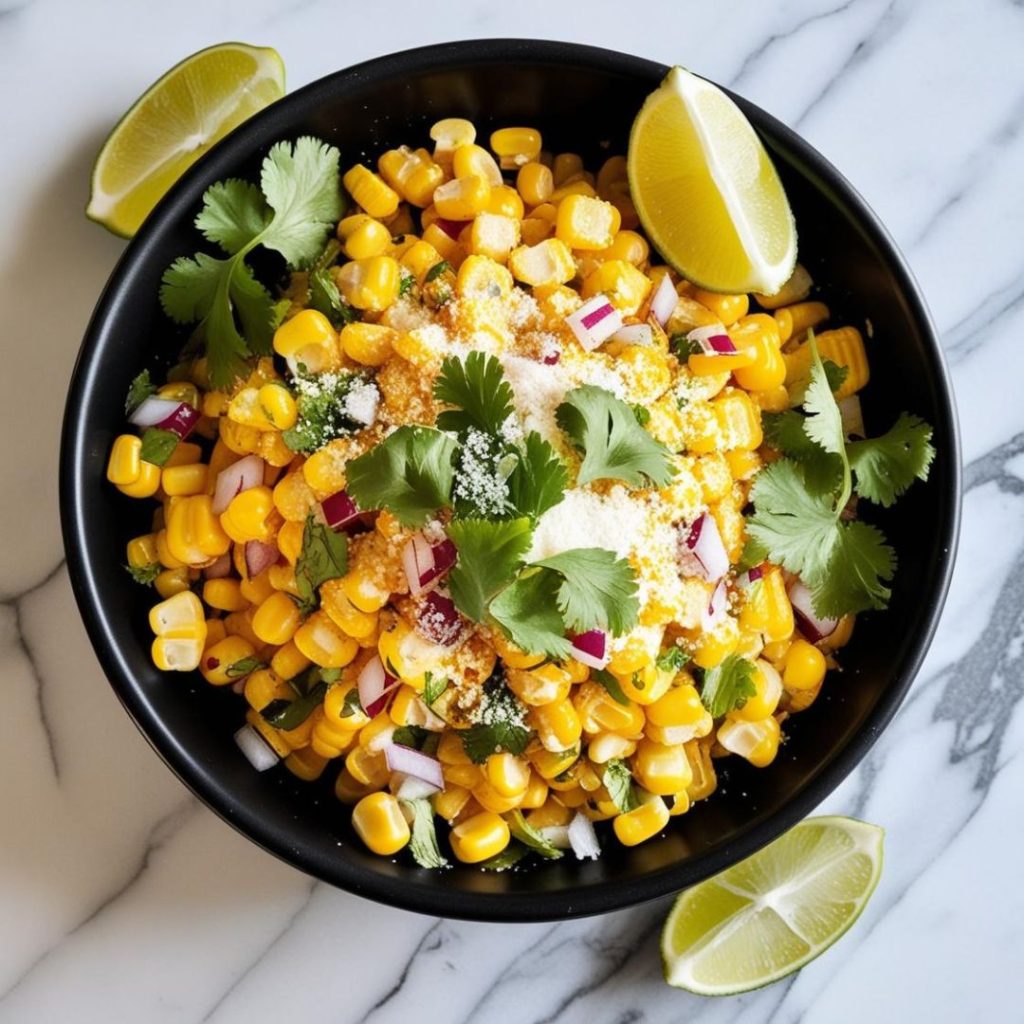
[60, 37, 961, 922]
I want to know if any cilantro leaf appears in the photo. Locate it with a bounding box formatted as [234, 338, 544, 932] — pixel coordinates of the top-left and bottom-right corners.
[480, 844, 528, 871]
[700, 655, 757, 718]
[403, 798, 447, 869]
[425, 260, 451, 283]
[556, 385, 675, 487]
[125, 370, 156, 415]
[488, 568, 574, 660]
[762, 410, 843, 494]
[848, 412, 935, 508]
[460, 681, 532, 762]
[139, 427, 179, 466]
[261, 679, 328, 730]
[507, 432, 567, 522]
[802, 346, 847, 458]
[824, 360, 849, 394]
[282, 372, 368, 453]
[308, 239, 358, 328]
[124, 562, 160, 586]
[533, 548, 639, 635]
[229, 260, 275, 355]
[422, 672, 449, 706]
[337, 687, 364, 719]
[507, 810, 563, 859]
[294, 513, 348, 615]
[225, 656, 267, 679]
[392, 725, 430, 750]
[603, 758, 641, 813]
[345, 426, 458, 527]
[592, 668, 630, 706]
[816, 519, 896, 616]
[657, 646, 690, 673]
[446, 518, 532, 622]
[194, 179, 271, 255]
[434, 352, 516, 436]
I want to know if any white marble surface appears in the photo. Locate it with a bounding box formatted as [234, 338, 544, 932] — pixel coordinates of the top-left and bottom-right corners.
[1, 0, 1022, 1020]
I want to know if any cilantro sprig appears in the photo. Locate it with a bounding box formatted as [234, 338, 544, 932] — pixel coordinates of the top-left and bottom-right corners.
[747, 335, 934, 618]
[294, 512, 348, 616]
[699, 655, 757, 718]
[160, 137, 343, 387]
[603, 758, 642, 813]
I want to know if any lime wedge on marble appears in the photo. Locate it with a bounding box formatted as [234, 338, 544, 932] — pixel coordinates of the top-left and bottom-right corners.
[87, 42, 285, 237]
[662, 815, 883, 994]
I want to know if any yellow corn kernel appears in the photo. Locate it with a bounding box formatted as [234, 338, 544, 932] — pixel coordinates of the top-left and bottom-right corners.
[529, 699, 583, 753]
[164, 441, 202, 468]
[608, 633, 657, 676]
[733, 660, 783, 722]
[632, 738, 693, 796]
[268, 563, 299, 597]
[613, 793, 670, 847]
[738, 566, 794, 642]
[284, 747, 328, 782]
[691, 623, 740, 670]
[647, 683, 705, 730]
[573, 681, 646, 737]
[432, 175, 491, 220]
[301, 445, 348, 497]
[311, 710, 359, 760]
[519, 771, 549, 810]
[691, 290, 749, 326]
[201, 577, 247, 613]
[444, 762, 482, 789]
[725, 449, 762, 481]
[581, 259, 651, 315]
[430, 116, 476, 165]
[117, 459, 161, 498]
[203, 390, 229, 417]
[243, 667, 291, 712]
[783, 639, 827, 691]
[161, 462, 208, 497]
[490, 631, 545, 670]
[754, 263, 812, 310]
[784, 327, 869, 400]
[491, 126, 542, 168]
[485, 184, 525, 220]
[335, 255, 401, 312]
[599, 230, 650, 266]
[239, 568, 276, 606]
[506, 662, 571, 707]
[516, 161, 553, 206]
[377, 146, 443, 207]
[451, 143, 502, 186]
[341, 571, 389, 614]
[549, 179, 598, 203]
[774, 301, 829, 344]
[552, 152, 583, 185]
[612, 662, 670, 706]
[466, 213, 520, 264]
[334, 765, 373, 803]
[224, 608, 262, 648]
[420, 223, 466, 269]
[217, 417, 263, 457]
[243, 707, 291, 757]
[337, 213, 391, 259]
[200, 635, 257, 686]
[149, 588, 205, 639]
[272, 309, 340, 375]
[340, 322, 396, 367]
[346, 743, 390, 788]
[432, 785, 471, 823]
[732, 315, 786, 392]
[751, 385, 790, 414]
[472, 778, 524, 814]
[151, 630, 206, 672]
[270, 640, 311, 680]
[257, 383, 297, 431]
[220, 485, 276, 544]
[712, 390, 763, 451]
[293, 611, 359, 669]
[252, 591, 302, 646]
[455, 254, 514, 302]
[154, 567, 190, 599]
[352, 791, 411, 855]
[596, 154, 628, 193]
[126, 533, 159, 569]
[320, 579, 378, 640]
[321, 680, 368, 729]
[685, 739, 717, 801]
[527, 744, 580, 781]
[450, 810, 510, 864]
[555, 194, 620, 251]
[508, 237, 575, 287]
[399, 239, 444, 282]
[717, 715, 781, 768]
[519, 215, 554, 246]
[203, 618, 227, 649]
[106, 434, 143, 486]
[525, 799, 572, 831]
[343, 164, 399, 219]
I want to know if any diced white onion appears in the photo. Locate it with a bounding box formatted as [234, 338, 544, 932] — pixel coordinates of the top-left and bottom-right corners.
[565, 295, 624, 351]
[567, 812, 601, 860]
[234, 724, 279, 771]
[649, 273, 678, 325]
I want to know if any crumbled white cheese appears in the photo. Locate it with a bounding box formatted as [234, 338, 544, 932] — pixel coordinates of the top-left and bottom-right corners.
[452, 427, 511, 517]
[341, 380, 380, 426]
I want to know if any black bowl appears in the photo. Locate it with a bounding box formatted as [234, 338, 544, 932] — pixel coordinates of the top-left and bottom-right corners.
[60, 39, 960, 921]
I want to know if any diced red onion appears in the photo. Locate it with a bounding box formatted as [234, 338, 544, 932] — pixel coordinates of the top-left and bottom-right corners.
[568, 629, 610, 670]
[537, 824, 572, 850]
[203, 553, 232, 579]
[542, 350, 561, 365]
[384, 744, 444, 792]
[702, 579, 728, 631]
[234, 724, 278, 771]
[245, 540, 279, 578]
[678, 513, 730, 582]
[416, 591, 464, 646]
[402, 533, 456, 596]
[687, 324, 737, 355]
[566, 295, 624, 351]
[212, 455, 265, 514]
[358, 655, 400, 718]
[649, 273, 678, 325]
[788, 579, 838, 643]
[320, 489, 377, 535]
[610, 324, 654, 347]
[129, 396, 181, 427]
[737, 564, 765, 590]
[393, 773, 443, 801]
[157, 402, 200, 441]
[433, 218, 467, 241]
[567, 812, 601, 861]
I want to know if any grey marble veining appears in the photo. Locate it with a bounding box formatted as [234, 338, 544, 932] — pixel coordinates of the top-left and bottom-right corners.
[1, 1, 1022, 1021]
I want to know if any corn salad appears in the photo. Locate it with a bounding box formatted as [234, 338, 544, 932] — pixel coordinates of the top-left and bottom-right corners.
[108, 118, 868, 869]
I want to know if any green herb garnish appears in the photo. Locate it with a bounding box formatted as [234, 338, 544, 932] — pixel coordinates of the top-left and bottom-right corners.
[294, 512, 348, 616]
[139, 427, 179, 466]
[507, 810, 563, 859]
[699, 655, 757, 718]
[403, 798, 448, 869]
[603, 758, 641, 814]
[124, 562, 160, 586]
[125, 369, 156, 415]
[225, 656, 268, 679]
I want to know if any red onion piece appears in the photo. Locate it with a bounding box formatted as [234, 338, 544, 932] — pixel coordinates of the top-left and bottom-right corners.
[203, 553, 232, 579]
[542, 350, 561, 365]
[321, 490, 376, 534]
[129, 396, 181, 427]
[212, 455, 265, 514]
[678, 513, 730, 582]
[687, 324, 737, 355]
[432, 539, 457, 575]
[788, 579, 838, 643]
[649, 273, 678, 325]
[156, 402, 200, 441]
[702, 579, 729, 631]
[416, 591, 464, 646]
[358, 655, 400, 718]
[610, 323, 654, 347]
[384, 744, 444, 792]
[234, 724, 278, 771]
[433, 218, 467, 241]
[568, 629, 610, 670]
[737, 564, 765, 590]
[402, 533, 455, 596]
[567, 812, 601, 860]
[245, 540, 279, 578]
[566, 295, 624, 351]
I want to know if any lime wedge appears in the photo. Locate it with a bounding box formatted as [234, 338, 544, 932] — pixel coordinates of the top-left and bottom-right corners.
[662, 816, 883, 994]
[628, 66, 797, 295]
[86, 42, 285, 237]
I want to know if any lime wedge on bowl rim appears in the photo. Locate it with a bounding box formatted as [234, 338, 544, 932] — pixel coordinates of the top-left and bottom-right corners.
[86, 42, 285, 238]
[628, 65, 797, 295]
[662, 816, 884, 995]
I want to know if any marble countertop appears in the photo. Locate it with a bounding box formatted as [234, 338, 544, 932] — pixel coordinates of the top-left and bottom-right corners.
[2, 0, 1022, 1020]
